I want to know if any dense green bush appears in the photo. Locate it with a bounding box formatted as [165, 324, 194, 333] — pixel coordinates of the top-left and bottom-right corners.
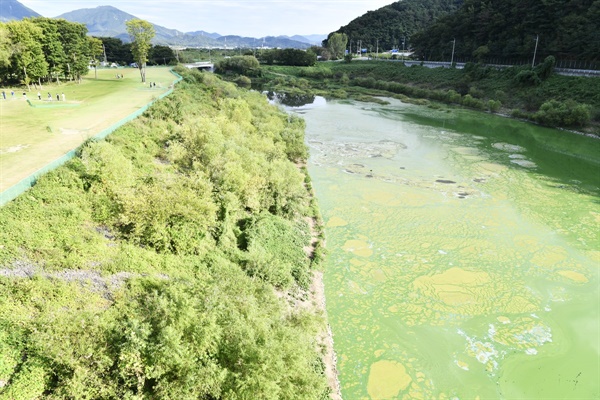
[215, 55, 261, 76]
[487, 99, 502, 112]
[461, 94, 486, 110]
[258, 49, 317, 67]
[0, 67, 328, 398]
[533, 99, 591, 127]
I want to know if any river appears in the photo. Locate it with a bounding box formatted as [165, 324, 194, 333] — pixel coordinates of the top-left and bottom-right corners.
[282, 95, 599, 399]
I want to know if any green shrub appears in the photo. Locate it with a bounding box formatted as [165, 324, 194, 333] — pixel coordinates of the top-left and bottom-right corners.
[331, 89, 348, 99]
[461, 94, 486, 109]
[235, 75, 252, 87]
[487, 99, 502, 112]
[533, 99, 591, 127]
[216, 55, 260, 76]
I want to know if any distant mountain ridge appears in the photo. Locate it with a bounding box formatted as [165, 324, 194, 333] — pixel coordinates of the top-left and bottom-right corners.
[51, 4, 312, 49]
[0, 0, 40, 22]
[1, 1, 317, 49]
[186, 31, 222, 39]
[56, 6, 212, 46]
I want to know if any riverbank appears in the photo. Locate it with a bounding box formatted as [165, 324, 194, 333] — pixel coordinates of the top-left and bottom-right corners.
[257, 61, 600, 136]
[0, 67, 331, 398]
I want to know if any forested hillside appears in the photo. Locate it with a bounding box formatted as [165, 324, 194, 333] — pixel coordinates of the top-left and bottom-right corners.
[412, 0, 600, 62]
[0, 67, 330, 398]
[325, 0, 463, 51]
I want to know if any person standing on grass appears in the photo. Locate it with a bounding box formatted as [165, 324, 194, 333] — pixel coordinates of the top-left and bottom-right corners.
[47, 92, 52, 101]
[61, 93, 65, 102]
[2, 91, 5, 100]
[37, 92, 41, 100]
[57, 94, 60, 101]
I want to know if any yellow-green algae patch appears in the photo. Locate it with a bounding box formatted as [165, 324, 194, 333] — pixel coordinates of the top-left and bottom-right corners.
[557, 270, 588, 283]
[342, 239, 373, 257]
[412, 267, 491, 307]
[327, 216, 348, 228]
[302, 99, 599, 399]
[367, 360, 412, 399]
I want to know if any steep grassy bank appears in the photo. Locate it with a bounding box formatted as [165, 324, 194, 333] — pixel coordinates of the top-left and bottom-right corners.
[258, 61, 600, 135]
[0, 67, 329, 399]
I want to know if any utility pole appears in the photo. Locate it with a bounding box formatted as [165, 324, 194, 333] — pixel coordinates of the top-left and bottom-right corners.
[402, 37, 405, 62]
[450, 38, 456, 66]
[376, 39, 379, 60]
[532, 34, 539, 68]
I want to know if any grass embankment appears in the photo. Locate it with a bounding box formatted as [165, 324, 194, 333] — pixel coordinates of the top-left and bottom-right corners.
[0, 67, 175, 192]
[259, 61, 600, 135]
[0, 66, 330, 399]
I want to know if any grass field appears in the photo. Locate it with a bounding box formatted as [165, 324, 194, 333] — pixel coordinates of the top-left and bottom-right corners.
[0, 67, 177, 192]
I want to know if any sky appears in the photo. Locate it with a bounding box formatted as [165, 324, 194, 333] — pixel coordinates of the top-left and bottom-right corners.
[19, 0, 397, 37]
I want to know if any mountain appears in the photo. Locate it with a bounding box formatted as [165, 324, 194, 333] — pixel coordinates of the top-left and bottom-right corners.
[56, 5, 202, 46]
[187, 30, 221, 39]
[411, 0, 600, 62]
[325, 0, 463, 51]
[56, 5, 311, 49]
[214, 35, 311, 50]
[277, 34, 327, 45]
[0, 0, 41, 22]
[295, 34, 328, 45]
[3, 2, 316, 49]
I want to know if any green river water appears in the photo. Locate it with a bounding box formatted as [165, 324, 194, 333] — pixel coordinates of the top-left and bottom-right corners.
[290, 98, 599, 399]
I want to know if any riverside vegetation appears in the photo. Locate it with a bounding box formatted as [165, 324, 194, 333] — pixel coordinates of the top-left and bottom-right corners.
[0, 66, 329, 399]
[252, 59, 600, 134]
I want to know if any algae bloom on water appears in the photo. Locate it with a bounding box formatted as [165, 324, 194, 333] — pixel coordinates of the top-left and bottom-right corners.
[298, 97, 599, 399]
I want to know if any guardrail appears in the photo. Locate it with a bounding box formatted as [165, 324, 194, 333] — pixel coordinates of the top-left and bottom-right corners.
[0, 69, 183, 207]
[379, 59, 599, 77]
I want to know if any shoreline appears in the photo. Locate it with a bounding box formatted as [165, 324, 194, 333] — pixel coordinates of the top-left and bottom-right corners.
[311, 270, 342, 400]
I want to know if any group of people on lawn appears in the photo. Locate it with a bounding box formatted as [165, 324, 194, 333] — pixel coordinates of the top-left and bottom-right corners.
[1, 90, 65, 102]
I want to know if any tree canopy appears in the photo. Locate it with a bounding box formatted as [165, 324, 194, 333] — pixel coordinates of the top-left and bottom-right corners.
[0, 17, 92, 86]
[324, 0, 463, 51]
[126, 19, 155, 82]
[327, 33, 348, 60]
[411, 0, 600, 62]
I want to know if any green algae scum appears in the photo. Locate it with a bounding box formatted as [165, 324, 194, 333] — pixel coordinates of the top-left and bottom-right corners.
[295, 98, 599, 399]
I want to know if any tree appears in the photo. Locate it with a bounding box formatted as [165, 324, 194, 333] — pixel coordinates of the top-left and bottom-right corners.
[215, 55, 260, 76]
[55, 19, 90, 83]
[5, 20, 48, 90]
[126, 19, 155, 83]
[31, 18, 66, 84]
[0, 24, 13, 70]
[88, 37, 104, 79]
[97, 37, 133, 66]
[327, 33, 348, 60]
[149, 45, 175, 65]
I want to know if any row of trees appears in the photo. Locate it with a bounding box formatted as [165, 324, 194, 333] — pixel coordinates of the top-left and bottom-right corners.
[98, 37, 176, 67]
[0, 18, 101, 88]
[257, 48, 317, 66]
[0, 17, 167, 87]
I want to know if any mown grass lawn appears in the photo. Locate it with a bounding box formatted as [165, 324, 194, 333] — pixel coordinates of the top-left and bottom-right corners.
[0, 67, 177, 192]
